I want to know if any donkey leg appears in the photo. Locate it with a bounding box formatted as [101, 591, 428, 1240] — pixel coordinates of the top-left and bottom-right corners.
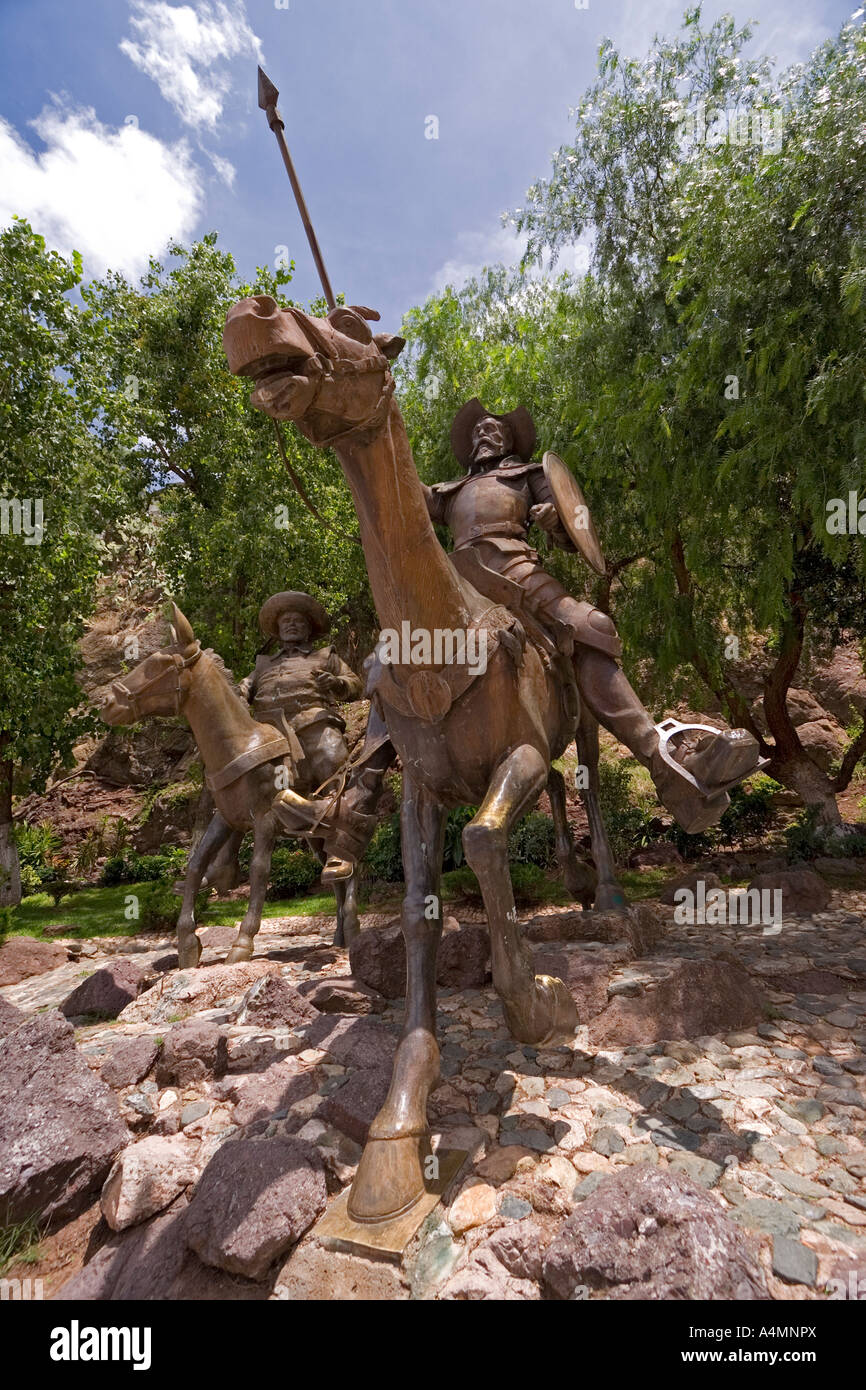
[548, 765, 596, 910]
[463, 745, 578, 1046]
[577, 706, 628, 912]
[177, 811, 234, 969]
[226, 813, 276, 964]
[333, 872, 360, 948]
[348, 778, 445, 1223]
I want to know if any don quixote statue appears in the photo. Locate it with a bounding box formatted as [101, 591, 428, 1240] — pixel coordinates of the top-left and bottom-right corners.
[218, 67, 764, 1225]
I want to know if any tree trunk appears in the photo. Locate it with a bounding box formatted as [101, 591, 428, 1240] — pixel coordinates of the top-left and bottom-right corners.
[0, 749, 21, 908]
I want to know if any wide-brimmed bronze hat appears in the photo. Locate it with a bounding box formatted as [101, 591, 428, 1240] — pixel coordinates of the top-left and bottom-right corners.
[258, 591, 330, 638]
[450, 397, 537, 469]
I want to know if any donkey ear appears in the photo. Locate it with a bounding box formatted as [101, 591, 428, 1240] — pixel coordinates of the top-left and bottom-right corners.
[170, 603, 195, 648]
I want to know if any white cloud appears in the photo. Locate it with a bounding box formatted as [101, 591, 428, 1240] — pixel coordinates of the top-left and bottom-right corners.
[204, 148, 236, 187]
[430, 224, 592, 297]
[120, 0, 263, 131]
[0, 105, 203, 279]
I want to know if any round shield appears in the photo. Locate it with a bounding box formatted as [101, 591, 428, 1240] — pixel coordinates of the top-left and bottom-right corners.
[542, 452, 606, 576]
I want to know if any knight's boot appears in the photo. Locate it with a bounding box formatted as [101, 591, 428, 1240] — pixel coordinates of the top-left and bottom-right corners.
[274, 786, 332, 838]
[651, 726, 762, 834]
[319, 807, 379, 883]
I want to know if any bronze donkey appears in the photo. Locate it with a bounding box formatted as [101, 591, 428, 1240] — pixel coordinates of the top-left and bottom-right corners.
[98, 604, 361, 965]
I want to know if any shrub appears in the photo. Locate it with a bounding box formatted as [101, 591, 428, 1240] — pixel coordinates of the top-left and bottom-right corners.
[442, 862, 555, 906]
[596, 760, 656, 864]
[363, 814, 404, 882]
[509, 812, 556, 869]
[133, 883, 208, 931]
[785, 807, 866, 862]
[13, 820, 61, 884]
[717, 778, 778, 849]
[266, 848, 321, 900]
[99, 848, 188, 887]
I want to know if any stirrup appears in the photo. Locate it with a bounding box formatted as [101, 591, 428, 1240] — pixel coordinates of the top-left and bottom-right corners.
[654, 718, 769, 798]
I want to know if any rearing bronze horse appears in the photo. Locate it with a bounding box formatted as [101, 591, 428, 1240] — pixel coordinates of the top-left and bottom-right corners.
[224, 298, 589, 1223]
[98, 605, 360, 963]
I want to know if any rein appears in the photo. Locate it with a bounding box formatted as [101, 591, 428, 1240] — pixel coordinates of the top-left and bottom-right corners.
[112, 643, 203, 721]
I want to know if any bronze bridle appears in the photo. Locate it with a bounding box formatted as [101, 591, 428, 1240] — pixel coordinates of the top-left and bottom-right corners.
[109, 643, 203, 721]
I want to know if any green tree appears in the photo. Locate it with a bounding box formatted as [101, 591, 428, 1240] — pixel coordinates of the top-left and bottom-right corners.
[82, 236, 373, 676]
[0, 220, 135, 903]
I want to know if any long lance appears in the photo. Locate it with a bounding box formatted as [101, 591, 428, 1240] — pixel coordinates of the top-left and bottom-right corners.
[257, 65, 336, 312]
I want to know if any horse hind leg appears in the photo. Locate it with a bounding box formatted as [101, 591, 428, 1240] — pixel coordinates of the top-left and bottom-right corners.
[177, 811, 234, 968]
[463, 743, 578, 1046]
[547, 764, 596, 910]
[576, 707, 628, 912]
[226, 812, 276, 964]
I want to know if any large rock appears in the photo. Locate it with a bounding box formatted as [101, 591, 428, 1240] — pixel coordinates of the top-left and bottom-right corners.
[319, 1067, 392, 1145]
[439, 1218, 555, 1300]
[0, 1011, 128, 1224]
[747, 867, 831, 916]
[119, 960, 279, 1024]
[101, 1035, 161, 1089]
[795, 719, 847, 772]
[302, 1015, 398, 1070]
[60, 958, 145, 1019]
[589, 959, 765, 1046]
[809, 646, 866, 725]
[0, 994, 25, 1040]
[185, 1136, 327, 1280]
[100, 1134, 199, 1230]
[349, 917, 490, 999]
[224, 1058, 318, 1129]
[543, 1166, 768, 1300]
[661, 870, 722, 906]
[54, 1205, 269, 1302]
[296, 975, 386, 1015]
[155, 1020, 227, 1087]
[523, 905, 663, 956]
[0, 936, 66, 985]
[436, 918, 490, 989]
[237, 973, 318, 1029]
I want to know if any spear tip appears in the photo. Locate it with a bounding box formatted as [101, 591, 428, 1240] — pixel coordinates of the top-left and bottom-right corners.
[258, 65, 279, 112]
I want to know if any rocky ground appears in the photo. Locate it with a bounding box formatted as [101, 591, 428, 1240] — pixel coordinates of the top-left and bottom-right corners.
[1, 870, 865, 1302]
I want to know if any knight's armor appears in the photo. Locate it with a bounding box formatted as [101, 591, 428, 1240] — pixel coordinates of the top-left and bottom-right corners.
[424, 455, 621, 658]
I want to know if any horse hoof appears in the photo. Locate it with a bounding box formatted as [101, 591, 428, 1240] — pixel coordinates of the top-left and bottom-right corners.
[177, 936, 202, 968]
[225, 937, 254, 964]
[593, 884, 629, 913]
[347, 1134, 432, 1224]
[535, 974, 580, 1046]
[503, 973, 579, 1046]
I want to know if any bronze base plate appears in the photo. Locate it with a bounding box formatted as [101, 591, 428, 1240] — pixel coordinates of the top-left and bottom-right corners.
[313, 1149, 468, 1260]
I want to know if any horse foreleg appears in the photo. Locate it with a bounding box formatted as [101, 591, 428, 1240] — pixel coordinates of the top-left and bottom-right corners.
[225, 812, 276, 964]
[548, 764, 596, 910]
[577, 706, 628, 912]
[177, 811, 234, 968]
[463, 745, 578, 1046]
[348, 777, 445, 1223]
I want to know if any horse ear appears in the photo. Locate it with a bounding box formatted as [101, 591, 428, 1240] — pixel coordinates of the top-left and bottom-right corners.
[170, 603, 195, 649]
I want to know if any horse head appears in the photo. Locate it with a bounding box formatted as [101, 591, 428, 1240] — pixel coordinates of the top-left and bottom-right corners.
[223, 296, 405, 448]
[99, 604, 203, 726]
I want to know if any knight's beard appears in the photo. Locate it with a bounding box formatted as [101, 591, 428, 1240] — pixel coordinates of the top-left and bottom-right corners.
[469, 443, 507, 472]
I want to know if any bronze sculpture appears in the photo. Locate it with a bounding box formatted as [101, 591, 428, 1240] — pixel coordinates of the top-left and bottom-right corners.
[98, 602, 362, 964]
[223, 296, 763, 1223]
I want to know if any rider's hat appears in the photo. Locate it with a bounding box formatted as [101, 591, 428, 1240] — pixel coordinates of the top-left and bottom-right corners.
[258, 591, 330, 638]
[450, 398, 537, 469]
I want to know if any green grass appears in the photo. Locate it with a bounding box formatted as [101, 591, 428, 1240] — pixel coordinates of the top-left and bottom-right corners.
[1, 882, 361, 942]
[0, 1215, 43, 1276]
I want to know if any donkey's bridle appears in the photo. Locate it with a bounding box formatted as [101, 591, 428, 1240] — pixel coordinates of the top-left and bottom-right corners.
[111, 643, 203, 720]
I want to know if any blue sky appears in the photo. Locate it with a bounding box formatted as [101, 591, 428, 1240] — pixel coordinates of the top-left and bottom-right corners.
[0, 0, 856, 330]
